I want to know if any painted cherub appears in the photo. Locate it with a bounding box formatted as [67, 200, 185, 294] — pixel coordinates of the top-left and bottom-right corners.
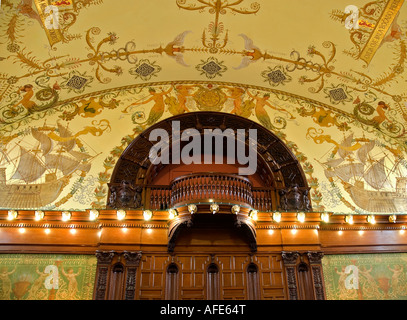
[61, 267, 82, 300]
[126, 87, 173, 126]
[11, 85, 37, 113]
[0, 266, 16, 300]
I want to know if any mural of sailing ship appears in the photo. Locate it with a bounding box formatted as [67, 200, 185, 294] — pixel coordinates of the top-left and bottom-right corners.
[321, 134, 407, 213]
[0, 123, 95, 209]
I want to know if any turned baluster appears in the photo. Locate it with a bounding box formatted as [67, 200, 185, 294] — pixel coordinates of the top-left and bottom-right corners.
[186, 177, 190, 201]
[158, 189, 163, 210]
[225, 178, 230, 200]
[216, 175, 221, 199]
[198, 175, 202, 198]
[233, 178, 237, 201]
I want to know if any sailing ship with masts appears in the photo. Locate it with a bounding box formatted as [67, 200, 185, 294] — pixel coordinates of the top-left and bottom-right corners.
[0, 123, 93, 209]
[321, 134, 407, 213]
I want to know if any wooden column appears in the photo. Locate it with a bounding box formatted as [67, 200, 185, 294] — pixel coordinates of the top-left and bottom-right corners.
[281, 251, 300, 300]
[94, 250, 116, 300]
[123, 251, 143, 300]
[307, 251, 326, 300]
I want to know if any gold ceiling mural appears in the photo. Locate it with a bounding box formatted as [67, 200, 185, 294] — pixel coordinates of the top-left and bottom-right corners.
[0, 0, 406, 214]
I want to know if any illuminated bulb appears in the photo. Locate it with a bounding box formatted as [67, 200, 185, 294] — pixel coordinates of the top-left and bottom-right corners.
[116, 210, 126, 220]
[70, 228, 77, 235]
[19, 228, 25, 234]
[89, 209, 99, 221]
[210, 204, 219, 214]
[143, 210, 153, 221]
[389, 215, 397, 223]
[273, 212, 281, 223]
[268, 229, 274, 235]
[44, 228, 51, 234]
[297, 212, 306, 223]
[231, 205, 240, 215]
[7, 210, 17, 221]
[338, 230, 343, 235]
[320, 212, 330, 223]
[61, 211, 71, 222]
[345, 215, 354, 225]
[291, 229, 297, 235]
[34, 210, 44, 221]
[188, 204, 197, 214]
[367, 215, 376, 224]
[249, 210, 258, 221]
[168, 209, 178, 220]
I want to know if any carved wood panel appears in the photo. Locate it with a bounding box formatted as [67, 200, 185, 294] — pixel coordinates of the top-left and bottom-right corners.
[216, 255, 250, 300]
[137, 255, 171, 300]
[175, 255, 211, 300]
[254, 254, 286, 300]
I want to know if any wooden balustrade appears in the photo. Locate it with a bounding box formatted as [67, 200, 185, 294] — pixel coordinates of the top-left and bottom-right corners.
[149, 186, 171, 210]
[146, 173, 275, 211]
[252, 188, 274, 212]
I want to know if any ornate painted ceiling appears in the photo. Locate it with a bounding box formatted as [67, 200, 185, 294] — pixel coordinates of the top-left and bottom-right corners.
[0, 0, 406, 214]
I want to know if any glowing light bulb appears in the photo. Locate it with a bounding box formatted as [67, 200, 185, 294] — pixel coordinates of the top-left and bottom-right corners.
[249, 210, 258, 221]
[273, 212, 281, 223]
[89, 210, 99, 221]
[35, 210, 44, 221]
[116, 210, 126, 220]
[7, 210, 17, 221]
[62, 211, 71, 222]
[297, 212, 306, 223]
[320, 212, 330, 223]
[143, 210, 153, 221]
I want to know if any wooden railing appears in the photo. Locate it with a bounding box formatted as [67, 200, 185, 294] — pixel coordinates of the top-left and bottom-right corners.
[171, 173, 253, 206]
[149, 186, 171, 210]
[147, 173, 275, 211]
[252, 188, 274, 212]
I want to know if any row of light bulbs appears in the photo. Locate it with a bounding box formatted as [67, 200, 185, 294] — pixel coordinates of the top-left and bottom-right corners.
[5, 209, 399, 225]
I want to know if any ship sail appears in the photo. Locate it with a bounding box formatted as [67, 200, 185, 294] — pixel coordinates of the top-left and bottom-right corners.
[323, 158, 344, 167]
[338, 134, 354, 159]
[31, 128, 53, 156]
[57, 123, 76, 152]
[11, 146, 47, 183]
[44, 154, 87, 176]
[68, 150, 91, 161]
[356, 140, 375, 164]
[364, 157, 392, 190]
[325, 163, 365, 182]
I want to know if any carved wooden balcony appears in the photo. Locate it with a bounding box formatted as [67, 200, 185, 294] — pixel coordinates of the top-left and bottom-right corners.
[147, 172, 275, 211]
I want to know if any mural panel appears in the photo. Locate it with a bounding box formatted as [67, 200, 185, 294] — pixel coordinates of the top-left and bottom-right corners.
[0, 253, 97, 300]
[323, 253, 407, 300]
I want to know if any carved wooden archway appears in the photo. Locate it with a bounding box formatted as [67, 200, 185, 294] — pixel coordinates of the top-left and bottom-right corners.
[107, 111, 311, 252]
[109, 111, 310, 199]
